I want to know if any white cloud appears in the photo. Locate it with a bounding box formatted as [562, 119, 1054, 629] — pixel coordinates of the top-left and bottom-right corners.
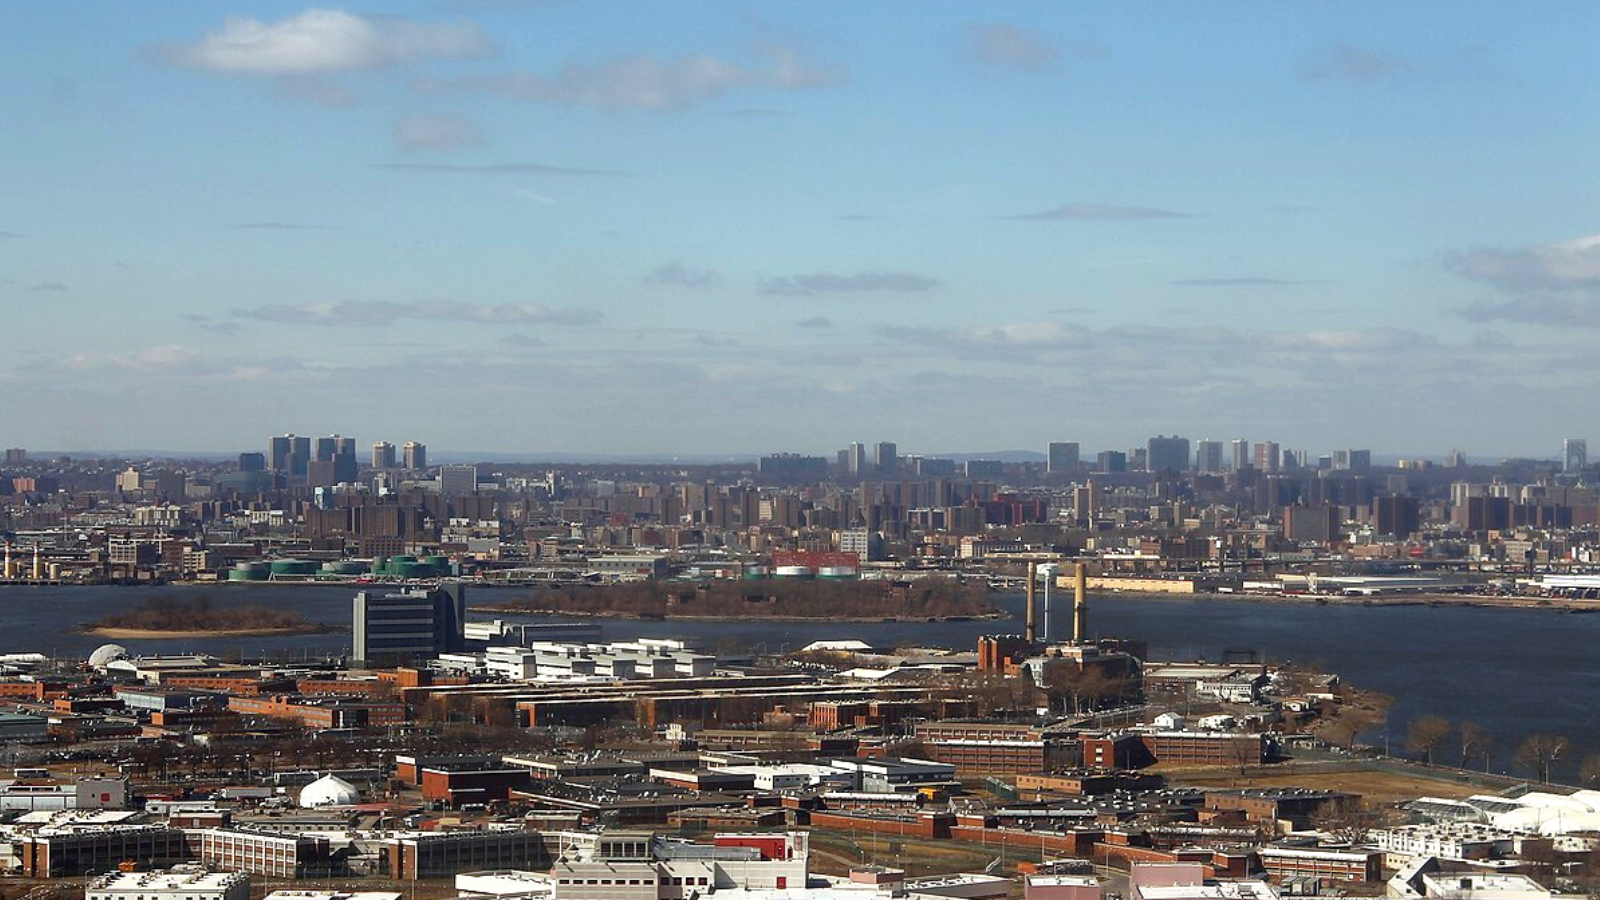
[163, 8, 492, 76]
[966, 24, 1059, 72]
[66, 345, 202, 371]
[759, 271, 941, 295]
[394, 113, 485, 152]
[429, 47, 841, 111]
[1301, 43, 1412, 82]
[1448, 233, 1600, 294]
[1003, 202, 1194, 221]
[644, 262, 719, 289]
[233, 300, 603, 327]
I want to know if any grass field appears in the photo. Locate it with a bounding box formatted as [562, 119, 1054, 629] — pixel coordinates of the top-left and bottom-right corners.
[1161, 764, 1486, 805]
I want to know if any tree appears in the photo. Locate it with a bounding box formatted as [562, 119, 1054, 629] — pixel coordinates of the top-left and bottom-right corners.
[1459, 719, 1492, 769]
[1311, 798, 1385, 845]
[1580, 754, 1600, 790]
[1405, 715, 1452, 765]
[1514, 733, 1570, 783]
[1323, 701, 1389, 749]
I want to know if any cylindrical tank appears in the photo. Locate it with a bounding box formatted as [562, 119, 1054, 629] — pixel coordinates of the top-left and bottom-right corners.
[269, 559, 318, 576]
[229, 562, 269, 582]
[773, 565, 814, 579]
[817, 566, 858, 580]
[48, 562, 62, 580]
[395, 561, 433, 579]
[743, 566, 769, 580]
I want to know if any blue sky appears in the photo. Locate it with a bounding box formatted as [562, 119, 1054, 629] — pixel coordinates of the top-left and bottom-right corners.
[4, 1, 1600, 458]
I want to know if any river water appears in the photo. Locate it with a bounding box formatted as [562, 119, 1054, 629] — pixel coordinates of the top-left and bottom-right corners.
[1, 584, 1593, 779]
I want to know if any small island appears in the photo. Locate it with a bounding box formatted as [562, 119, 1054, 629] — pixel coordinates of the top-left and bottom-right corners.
[484, 578, 997, 621]
[83, 595, 331, 639]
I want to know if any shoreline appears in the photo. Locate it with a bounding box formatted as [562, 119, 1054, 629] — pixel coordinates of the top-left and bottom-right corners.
[1099, 588, 1600, 612]
[83, 625, 333, 639]
[478, 607, 1004, 623]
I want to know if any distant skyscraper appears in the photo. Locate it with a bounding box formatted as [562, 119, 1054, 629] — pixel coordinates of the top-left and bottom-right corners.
[1230, 439, 1250, 471]
[372, 441, 396, 469]
[874, 441, 898, 474]
[268, 434, 311, 476]
[1332, 449, 1372, 471]
[315, 436, 337, 462]
[847, 442, 868, 475]
[403, 441, 427, 471]
[268, 434, 292, 472]
[4, 448, 25, 465]
[1047, 442, 1080, 474]
[1146, 436, 1190, 474]
[238, 452, 265, 472]
[1097, 450, 1127, 473]
[1195, 440, 1223, 474]
[1254, 441, 1281, 474]
[1564, 439, 1587, 473]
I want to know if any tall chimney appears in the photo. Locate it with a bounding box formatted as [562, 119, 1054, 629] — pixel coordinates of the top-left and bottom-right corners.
[1025, 561, 1037, 643]
[1073, 562, 1089, 643]
[32, 542, 42, 581]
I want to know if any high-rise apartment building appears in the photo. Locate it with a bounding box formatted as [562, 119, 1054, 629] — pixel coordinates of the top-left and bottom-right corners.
[372, 441, 396, 469]
[267, 434, 311, 476]
[439, 464, 479, 496]
[1097, 451, 1127, 473]
[1195, 440, 1223, 474]
[1254, 441, 1281, 474]
[1564, 439, 1587, 473]
[874, 442, 898, 475]
[1047, 442, 1080, 474]
[1332, 449, 1372, 471]
[4, 448, 25, 465]
[1146, 436, 1191, 474]
[1373, 495, 1421, 538]
[847, 442, 868, 475]
[238, 452, 265, 472]
[1230, 439, 1250, 471]
[403, 441, 427, 471]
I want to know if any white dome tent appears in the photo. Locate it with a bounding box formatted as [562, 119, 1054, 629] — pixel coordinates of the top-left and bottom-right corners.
[299, 774, 361, 808]
[88, 644, 128, 670]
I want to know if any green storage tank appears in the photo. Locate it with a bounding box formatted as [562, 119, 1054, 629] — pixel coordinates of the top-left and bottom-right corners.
[269, 559, 319, 576]
[228, 562, 269, 582]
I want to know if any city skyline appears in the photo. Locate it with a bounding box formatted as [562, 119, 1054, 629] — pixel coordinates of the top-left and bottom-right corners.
[7, 2, 1600, 453]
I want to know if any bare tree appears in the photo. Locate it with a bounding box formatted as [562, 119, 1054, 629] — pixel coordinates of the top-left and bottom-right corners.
[1579, 754, 1600, 790]
[1405, 715, 1452, 765]
[1311, 798, 1386, 845]
[1459, 719, 1492, 769]
[1514, 734, 1570, 783]
[1322, 702, 1388, 749]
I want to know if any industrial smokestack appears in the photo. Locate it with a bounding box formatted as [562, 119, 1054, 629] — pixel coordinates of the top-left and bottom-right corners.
[31, 542, 41, 581]
[1073, 562, 1088, 644]
[1025, 561, 1037, 643]
[1037, 564, 1059, 643]
[2, 542, 11, 580]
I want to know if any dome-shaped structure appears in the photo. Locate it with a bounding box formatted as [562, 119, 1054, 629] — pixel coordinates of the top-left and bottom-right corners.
[88, 644, 128, 669]
[299, 774, 360, 808]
